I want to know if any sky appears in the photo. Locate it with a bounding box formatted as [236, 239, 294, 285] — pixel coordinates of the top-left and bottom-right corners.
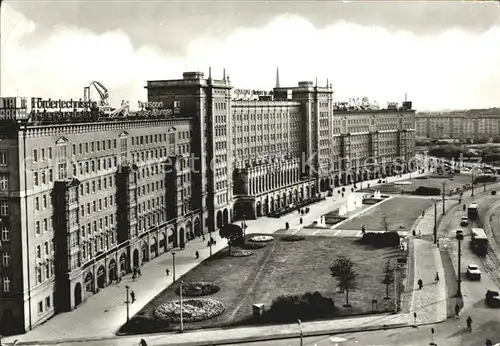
[1, 0, 500, 111]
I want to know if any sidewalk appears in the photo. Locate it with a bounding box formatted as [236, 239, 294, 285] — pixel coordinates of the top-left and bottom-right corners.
[3, 172, 423, 345]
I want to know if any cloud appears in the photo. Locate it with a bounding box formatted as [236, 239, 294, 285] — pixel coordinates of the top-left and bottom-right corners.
[2, 4, 499, 111]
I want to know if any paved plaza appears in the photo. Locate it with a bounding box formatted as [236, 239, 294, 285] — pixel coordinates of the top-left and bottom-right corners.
[4, 171, 443, 346]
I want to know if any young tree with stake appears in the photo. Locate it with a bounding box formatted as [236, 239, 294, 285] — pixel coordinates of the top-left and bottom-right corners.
[330, 256, 358, 307]
[381, 260, 395, 299]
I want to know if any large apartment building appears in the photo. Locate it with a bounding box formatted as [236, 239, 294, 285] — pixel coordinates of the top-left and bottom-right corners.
[416, 108, 500, 140]
[0, 70, 416, 335]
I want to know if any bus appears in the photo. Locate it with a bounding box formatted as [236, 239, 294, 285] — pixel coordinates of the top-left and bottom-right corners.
[468, 203, 479, 221]
[470, 228, 488, 255]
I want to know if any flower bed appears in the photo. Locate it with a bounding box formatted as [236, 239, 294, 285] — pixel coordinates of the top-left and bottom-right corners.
[174, 282, 220, 297]
[241, 242, 267, 249]
[250, 235, 274, 242]
[154, 299, 225, 322]
[230, 250, 254, 257]
[281, 235, 306, 242]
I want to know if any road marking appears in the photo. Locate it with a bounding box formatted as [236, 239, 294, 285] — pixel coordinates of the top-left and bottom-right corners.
[312, 229, 323, 235]
[291, 228, 301, 234]
[332, 229, 342, 236]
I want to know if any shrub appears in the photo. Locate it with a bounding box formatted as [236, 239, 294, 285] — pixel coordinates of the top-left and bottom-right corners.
[281, 235, 306, 241]
[230, 250, 254, 257]
[491, 190, 497, 195]
[414, 186, 441, 196]
[119, 315, 168, 334]
[359, 231, 400, 248]
[241, 242, 266, 249]
[267, 292, 335, 322]
[174, 282, 220, 297]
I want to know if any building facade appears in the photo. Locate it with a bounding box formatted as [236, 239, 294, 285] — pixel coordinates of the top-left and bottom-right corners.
[0, 71, 416, 335]
[416, 108, 500, 140]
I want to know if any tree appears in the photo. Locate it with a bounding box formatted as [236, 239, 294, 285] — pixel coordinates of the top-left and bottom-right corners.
[330, 256, 358, 307]
[381, 260, 395, 299]
[219, 224, 243, 254]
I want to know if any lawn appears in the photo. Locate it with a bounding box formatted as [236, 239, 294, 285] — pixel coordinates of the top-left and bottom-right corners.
[340, 196, 434, 232]
[119, 235, 407, 334]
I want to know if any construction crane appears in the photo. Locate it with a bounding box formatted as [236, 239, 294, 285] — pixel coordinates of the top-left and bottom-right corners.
[83, 81, 109, 107]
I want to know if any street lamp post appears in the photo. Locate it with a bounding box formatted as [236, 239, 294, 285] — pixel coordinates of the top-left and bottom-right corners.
[442, 181, 446, 215]
[433, 201, 437, 244]
[209, 229, 213, 257]
[297, 319, 303, 346]
[456, 230, 464, 297]
[125, 285, 130, 323]
[172, 252, 176, 282]
[179, 280, 184, 333]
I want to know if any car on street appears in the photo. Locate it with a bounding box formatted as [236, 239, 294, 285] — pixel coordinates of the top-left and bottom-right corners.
[466, 264, 482, 280]
[456, 229, 464, 238]
[461, 216, 469, 226]
[485, 290, 500, 308]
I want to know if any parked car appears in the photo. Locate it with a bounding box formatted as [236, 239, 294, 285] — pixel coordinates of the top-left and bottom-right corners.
[461, 216, 469, 226]
[466, 264, 482, 280]
[485, 290, 500, 308]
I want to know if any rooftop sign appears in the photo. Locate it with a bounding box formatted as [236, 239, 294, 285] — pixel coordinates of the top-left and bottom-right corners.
[31, 97, 98, 110]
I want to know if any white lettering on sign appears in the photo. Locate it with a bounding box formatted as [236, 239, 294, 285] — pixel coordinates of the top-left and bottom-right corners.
[138, 101, 164, 109]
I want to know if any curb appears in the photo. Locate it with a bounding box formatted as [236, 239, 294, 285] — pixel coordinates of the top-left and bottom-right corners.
[11, 322, 410, 346]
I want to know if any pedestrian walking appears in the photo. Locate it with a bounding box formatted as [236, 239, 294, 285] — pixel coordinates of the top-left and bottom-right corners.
[207, 240, 211, 247]
[486, 338, 492, 346]
[435, 272, 440, 282]
[412, 229, 416, 237]
[139, 338, 148, 346]
[361, 225, 366, 234]
[130, 290, 136, 304]
[137, 268, 142, 277]
[165, 269, 170, 276]
[466, 316, 473, 333]
[195, 250, 199, 259]
[299, 217, 303, 224]
[417, 278, 423, 290]
[455, 304, 460, 319]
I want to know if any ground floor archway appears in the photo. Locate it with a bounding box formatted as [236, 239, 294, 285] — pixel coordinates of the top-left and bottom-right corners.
[108, 259, 117, 282]
[84, 272, 94, 293]
[216, 211, 223, 229]
[97, 265, 106, 289]
[133, 249, 139, 269]
[223, 209, 229, 226]
[74, 283, 82, 307]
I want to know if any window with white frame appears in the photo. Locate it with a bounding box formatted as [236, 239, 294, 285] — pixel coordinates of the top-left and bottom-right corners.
[0, 175, 7, 190]
[2, 251, 10, 266]
[0, 151, 7, 166]
[3, 276, 11, 292]
[1, 226, 10, 241]
[0, 200, 8, 216]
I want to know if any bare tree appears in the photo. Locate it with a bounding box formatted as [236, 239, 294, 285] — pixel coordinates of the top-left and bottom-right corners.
[381, 260, 395, 299]
[330, 256, 358, 307]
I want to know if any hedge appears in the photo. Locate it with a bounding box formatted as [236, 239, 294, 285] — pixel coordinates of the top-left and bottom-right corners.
[414, 186, 441, 196]
[266, 292, 335, 322]
[358, 231, 400, 248]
